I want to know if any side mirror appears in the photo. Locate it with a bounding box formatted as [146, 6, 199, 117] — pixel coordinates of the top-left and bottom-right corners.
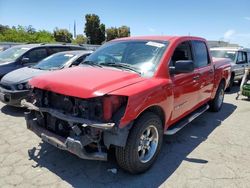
[21, 57, 30, 64]
[170, 60, 194, 74]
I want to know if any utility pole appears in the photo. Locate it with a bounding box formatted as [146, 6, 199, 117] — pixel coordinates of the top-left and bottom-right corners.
[74, 20, 76, 39]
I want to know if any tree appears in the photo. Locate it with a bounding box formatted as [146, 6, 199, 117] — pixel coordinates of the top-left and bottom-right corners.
[53, 28, 73, 43]
[106, 27, 118, 41]
[33, 30, 55, 43]
[106, 25, 130, 41]
[84, 14, 105, 44]
[73, 34, 87, 44]
[99, 23, 106, 44]
[118, 26, 130, 38]
[0, 24, 10, 33]
[26, 25, 36, 34]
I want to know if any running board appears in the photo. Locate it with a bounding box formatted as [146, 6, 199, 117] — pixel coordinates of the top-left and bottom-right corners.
[165, 104, 209, 135]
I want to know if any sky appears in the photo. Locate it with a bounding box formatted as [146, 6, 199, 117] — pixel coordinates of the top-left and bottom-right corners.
[1, 0, 250, 47]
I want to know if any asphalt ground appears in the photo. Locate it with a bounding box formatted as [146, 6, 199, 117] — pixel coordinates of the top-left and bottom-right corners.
[0, 86, 249, 188]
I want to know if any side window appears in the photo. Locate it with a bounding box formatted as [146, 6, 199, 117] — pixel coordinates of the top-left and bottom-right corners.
[48, 47, 70, 55]
[237, 52, 243, 62]
[25, 48, 47, 63]
[170, 41, 192, 67]
[192, 41, 210, 68]
[242, 52, 247, 63]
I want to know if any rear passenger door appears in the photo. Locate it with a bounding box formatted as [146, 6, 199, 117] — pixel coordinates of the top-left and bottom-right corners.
[192, 40, 214, 104]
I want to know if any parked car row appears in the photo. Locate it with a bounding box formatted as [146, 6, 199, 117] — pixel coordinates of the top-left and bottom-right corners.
[0, 36, 230, 174]
[0, 50, 92, 106]
[0, 43, 89, 78]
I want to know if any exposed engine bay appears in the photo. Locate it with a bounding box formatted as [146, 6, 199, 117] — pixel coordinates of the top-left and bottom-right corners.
[23, 88, 131, 161]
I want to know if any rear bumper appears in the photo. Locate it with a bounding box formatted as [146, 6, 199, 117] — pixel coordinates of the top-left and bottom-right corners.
[0, 86, 29, 106]
[24, 111, 107, 161]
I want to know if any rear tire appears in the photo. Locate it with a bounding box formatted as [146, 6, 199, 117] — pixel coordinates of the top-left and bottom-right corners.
[115, 112, 163, 174]
[209, 82, 225, 112]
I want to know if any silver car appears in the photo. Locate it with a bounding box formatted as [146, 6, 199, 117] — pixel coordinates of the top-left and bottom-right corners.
[210, 47, 250, 89]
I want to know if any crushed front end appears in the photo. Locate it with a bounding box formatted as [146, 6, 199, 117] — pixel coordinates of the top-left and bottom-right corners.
[23, 88, 130, 161]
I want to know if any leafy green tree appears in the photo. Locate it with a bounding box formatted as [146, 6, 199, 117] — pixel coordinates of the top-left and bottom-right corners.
[0, 25, 10, 33]
[118, 26, 130, 38]
[84, 14, 105, 44]
[106, 25, 130, 41]
[73, 34, 87, 44]
[0, 25, 55, 43]
[53, 28, 73, 43]
[99, 23, 106, 44]
[33, 30, 55, 43]
[26, 25, 36, 34]
[106, 27, 118, 41]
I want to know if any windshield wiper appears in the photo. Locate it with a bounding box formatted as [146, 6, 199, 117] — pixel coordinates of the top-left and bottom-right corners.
[82, 60, 103, 68]
[100, 62, 141, 74]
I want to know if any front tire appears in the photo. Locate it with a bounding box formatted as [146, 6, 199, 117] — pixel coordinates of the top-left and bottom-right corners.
[115, 112, 163, 174]
[209, 82, 225, 112]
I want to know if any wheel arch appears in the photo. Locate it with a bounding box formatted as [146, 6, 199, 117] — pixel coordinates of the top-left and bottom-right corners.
[136, 105, 166, 129]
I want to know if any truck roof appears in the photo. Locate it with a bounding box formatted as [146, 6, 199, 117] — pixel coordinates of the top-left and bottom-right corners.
[112, 35, 206, 42]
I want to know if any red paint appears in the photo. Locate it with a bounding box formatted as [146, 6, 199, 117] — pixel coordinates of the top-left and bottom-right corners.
[29, 36, 231, 131]
[102, 95, 125, 121]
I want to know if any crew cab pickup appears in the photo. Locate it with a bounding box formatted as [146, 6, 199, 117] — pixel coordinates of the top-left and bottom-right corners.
[23, 36, 231, 174]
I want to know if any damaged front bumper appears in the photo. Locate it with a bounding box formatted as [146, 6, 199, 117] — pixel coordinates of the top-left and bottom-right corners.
[22, 100, 119, 161]
[25, 112, 107, 161]
[22, 100, 115, 130]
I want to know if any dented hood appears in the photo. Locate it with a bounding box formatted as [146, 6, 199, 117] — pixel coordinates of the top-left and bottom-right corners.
[29, 66, 146, 98]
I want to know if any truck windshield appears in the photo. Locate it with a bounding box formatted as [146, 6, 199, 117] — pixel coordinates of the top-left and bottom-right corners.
[84, 40, 168, 77]
[33, 53, 76, 70]
[210, 50, 237, 62]
[0, 46, 30, 63]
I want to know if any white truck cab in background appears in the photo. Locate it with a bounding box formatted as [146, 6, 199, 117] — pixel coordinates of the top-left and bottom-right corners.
[210, 47, 250, 88]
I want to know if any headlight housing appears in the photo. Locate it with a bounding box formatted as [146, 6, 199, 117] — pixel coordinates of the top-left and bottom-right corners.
[16, 82, 30, 90]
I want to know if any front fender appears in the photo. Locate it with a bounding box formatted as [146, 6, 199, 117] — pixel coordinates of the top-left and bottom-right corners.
[109, 78, 173, 129]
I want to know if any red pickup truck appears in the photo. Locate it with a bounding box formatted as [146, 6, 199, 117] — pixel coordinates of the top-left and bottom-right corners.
[23, 36, 231, 174]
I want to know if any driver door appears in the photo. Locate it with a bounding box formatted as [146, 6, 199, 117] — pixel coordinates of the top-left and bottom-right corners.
[170, 41, 201, 121]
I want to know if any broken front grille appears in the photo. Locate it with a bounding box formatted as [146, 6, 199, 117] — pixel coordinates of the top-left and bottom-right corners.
[33, 88, 104, 122]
